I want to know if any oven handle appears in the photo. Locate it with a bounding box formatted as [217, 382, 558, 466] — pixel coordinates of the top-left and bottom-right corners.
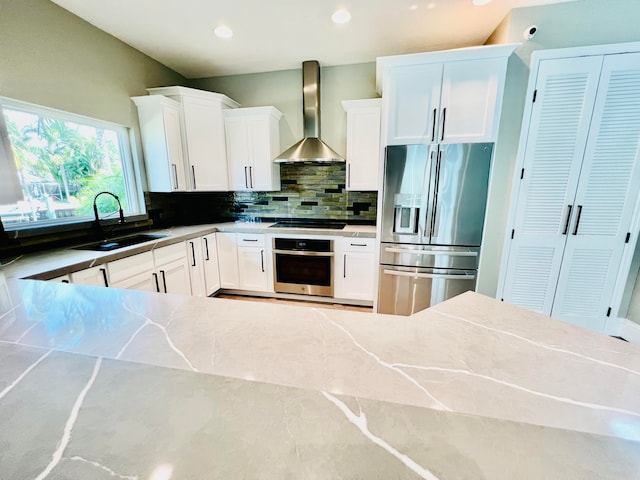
[384, 247, 477, 257]
[383, 269, 476, 280]
[273, 249, 334, 257]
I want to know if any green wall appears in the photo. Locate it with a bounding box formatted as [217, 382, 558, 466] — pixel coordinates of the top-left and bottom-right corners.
[0, 0, 187, 194]
[479, 0, 640, 305]
[190, 63, 378, 159]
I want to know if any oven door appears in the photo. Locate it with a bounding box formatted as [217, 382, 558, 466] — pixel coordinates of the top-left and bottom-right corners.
[273, 250, 334, 297]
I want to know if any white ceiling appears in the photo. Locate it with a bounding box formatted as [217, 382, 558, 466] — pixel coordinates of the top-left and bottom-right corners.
[51, 0, 575, 79]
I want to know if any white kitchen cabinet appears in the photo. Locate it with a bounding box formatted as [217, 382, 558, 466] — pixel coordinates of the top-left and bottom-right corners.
[341, 99, 381, 191]
[224, 107, 282, 191]
[132, 95, 187, 192]
[216, 232, 240, 289]
[186, 237, 206, 297]
[147, 86, 239, 191]
[71, 265, 109, 287]
[153, 242, 191, 296]
[201, 233, 221, 296]
[335, 237, 376, 301]
[49, 274, 71, 283]
[236, 233, 268, 292]
[377, 44, 516, 145]
[108, 252, 157, 292]
[499, 47, 640, 333]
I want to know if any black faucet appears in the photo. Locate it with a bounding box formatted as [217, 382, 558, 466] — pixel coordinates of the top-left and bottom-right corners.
[93, 191, 125, 237]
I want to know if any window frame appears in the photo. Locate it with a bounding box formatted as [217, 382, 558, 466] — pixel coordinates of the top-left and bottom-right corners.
[0, 97, 147, 237]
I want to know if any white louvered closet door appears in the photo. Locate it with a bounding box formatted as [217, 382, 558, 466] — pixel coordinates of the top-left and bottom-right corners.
[551, 52, 640, 330]
[501, 56, 603, 314]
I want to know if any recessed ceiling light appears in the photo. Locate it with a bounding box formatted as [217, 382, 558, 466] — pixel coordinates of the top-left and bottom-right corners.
[331, 9, 351, 24]
[214, 25, 233, 39]
[472, 0, 493, 5]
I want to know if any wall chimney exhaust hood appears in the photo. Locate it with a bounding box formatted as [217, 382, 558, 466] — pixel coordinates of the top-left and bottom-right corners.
[274, 61, 344, 163]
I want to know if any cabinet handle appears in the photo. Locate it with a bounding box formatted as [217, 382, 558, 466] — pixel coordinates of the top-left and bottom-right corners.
[244, 166, 249, 189]
[61, 279, 69, 284]
[572, 205, 583, 235]
[160, 270, 168, 293]
[440, 107, 447, 141]
[171, 163, 178, 190]
[260, 250, 265, 273]
[347, 163, 351, 189]
[99, 267, 109, 287]
[343, 254, 347, 278]
[152, 272, 160, 292]
[190, 241, 196, 266]
[242, 238, 258, 242]
[431, 108, 437, 142]
[191, 165, 197, 189]
[350, 243, 367, 247]
[249, 166, 253, 189]
[204, 237, 210, 261]
[562, 205, 573, 235]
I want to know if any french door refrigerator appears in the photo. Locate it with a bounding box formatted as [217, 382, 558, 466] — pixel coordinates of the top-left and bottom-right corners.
[378, 143, 493, 315]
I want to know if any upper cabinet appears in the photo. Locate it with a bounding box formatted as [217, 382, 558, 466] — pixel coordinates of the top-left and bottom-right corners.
[132, 95, 187, 192]
[341, 99, 381, 191]
[146, 86, 239, 192]
[377, 44, 517, 145]
[224, 106, 282, 191]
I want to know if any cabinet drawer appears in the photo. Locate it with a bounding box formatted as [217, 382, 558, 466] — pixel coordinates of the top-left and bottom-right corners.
[153, 241, 186, 266]
[236, 233, 265, 247]
[108, 251, 155, 284]
[341, 237, 376, 252]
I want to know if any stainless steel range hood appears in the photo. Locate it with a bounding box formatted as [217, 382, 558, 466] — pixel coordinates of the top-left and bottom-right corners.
[274, 61, 344, 163]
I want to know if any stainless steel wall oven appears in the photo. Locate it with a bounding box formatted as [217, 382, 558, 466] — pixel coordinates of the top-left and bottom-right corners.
[273, 238, 334, 297]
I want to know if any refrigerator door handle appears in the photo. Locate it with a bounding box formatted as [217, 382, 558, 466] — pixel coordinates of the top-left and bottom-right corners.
[384, 247, 478, 257]
[430, 149, 442, 237]
[424, 149, 436, 238]
[382, 269, 476, 281]
[431, 108, 437, 142]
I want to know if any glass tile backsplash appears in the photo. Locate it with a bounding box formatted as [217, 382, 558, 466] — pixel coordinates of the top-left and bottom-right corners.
[146, 163, 377, 226]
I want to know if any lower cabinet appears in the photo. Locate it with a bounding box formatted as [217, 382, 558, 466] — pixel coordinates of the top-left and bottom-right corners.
[202, 233, 221, 296]
[237, 234, 268, 292]
[71, 265, 110, 287]
[335, 237, 376, 301]
[153, 242, 191, 295]
[186, 237, 206, 297]
[217, 232, 240, 289]
[217, 232, 270, 292]
[108, 251, 157, 292]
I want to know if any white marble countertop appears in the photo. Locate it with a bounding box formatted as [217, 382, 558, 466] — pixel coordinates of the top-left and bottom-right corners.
[1, 221, 376, 280]
[1, 276, 639, 479]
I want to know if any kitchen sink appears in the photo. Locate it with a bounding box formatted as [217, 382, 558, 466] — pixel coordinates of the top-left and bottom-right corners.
[73, 234, 167, 252]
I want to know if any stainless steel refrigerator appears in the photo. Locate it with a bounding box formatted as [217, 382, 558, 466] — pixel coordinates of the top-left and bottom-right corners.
[378, 143, 493, 315]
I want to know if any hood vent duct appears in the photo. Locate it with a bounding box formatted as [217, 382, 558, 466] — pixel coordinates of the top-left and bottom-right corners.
[274, 60, 344, 163]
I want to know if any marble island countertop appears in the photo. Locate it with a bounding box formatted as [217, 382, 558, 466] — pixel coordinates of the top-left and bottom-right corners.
[1, 221, 376, 281]
[1, 277, 640, 479]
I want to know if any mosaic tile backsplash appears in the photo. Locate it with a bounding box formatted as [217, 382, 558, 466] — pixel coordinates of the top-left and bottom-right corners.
[146, 163, 377, 226]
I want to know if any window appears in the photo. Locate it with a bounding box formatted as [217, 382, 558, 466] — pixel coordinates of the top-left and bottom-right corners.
[0, 98, 144, 231]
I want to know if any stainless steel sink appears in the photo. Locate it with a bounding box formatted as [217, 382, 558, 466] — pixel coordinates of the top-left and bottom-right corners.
[73, 234, 167, 252]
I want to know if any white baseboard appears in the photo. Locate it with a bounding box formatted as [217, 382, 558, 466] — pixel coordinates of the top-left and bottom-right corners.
[619, 318, 640, 344]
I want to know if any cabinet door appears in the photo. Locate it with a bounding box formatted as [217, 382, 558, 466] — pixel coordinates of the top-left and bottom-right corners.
[111, 272, 158, 292]
[71, 265, 110, 287]
[163, 103, 188, 191]
[384, 63, 443, 145]
[216, 232, 240, 289]
[202, 233, 221, 296]
[345, 101, 381, 191]
[551, 52, 640, 330]
[158, 258, 191, 296]
[187, 237, 206, 297]
[238, 246, 268, 292]
[182, 97, 229, 191]
[225, 116, 251, 190]
[342, 252, 375, 301]
[439, 57, 505, 143]
[501, 56, 603, 314]
[108, 252, 157, 292]
[248, 115, 280, 191]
